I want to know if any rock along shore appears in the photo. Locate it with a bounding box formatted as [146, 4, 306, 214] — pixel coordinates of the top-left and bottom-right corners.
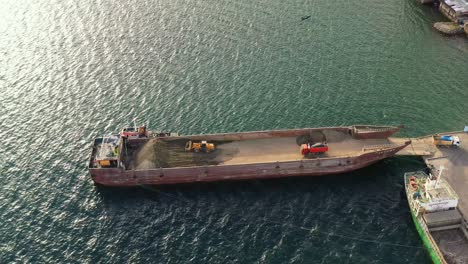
[433, 22, 465, 35]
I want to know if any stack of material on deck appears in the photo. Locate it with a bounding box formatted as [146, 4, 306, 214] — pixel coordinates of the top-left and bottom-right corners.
[136, 140, 192, 168]
[432, 228, 468, 264]
[424, 210, 462, 231]
[134, 139, 227, 169]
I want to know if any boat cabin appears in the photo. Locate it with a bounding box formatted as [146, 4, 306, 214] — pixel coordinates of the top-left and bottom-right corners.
[91, 135, 122, 168]
[121, 125, 148, 139]
[408, 172, 459, 213]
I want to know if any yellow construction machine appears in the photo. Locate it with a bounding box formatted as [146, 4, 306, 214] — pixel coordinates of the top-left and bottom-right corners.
[185, 140, 215, 153]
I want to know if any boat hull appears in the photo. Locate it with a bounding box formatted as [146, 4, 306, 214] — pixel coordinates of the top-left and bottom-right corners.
[408, 207, 444, 264]
[90, 141, 409, 186]
[352, 125, 404, 139]
[404, 173, 446, 264]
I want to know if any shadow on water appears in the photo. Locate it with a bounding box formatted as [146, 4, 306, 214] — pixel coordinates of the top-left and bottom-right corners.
[94, 156, 428, 203]
[95, 157, 426, 207]
[89, 156, 432, 263]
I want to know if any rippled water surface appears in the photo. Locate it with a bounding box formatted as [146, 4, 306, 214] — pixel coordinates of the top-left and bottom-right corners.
[1, 0, 467, 263]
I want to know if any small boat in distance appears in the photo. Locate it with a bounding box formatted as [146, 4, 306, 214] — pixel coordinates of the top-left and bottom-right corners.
[88, 125, 409, 186]
[404, 170, 468, 264]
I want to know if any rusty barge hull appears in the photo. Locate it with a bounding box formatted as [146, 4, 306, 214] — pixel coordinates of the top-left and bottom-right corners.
[90, 145, 407, 186]
[89, 125, 409, 186]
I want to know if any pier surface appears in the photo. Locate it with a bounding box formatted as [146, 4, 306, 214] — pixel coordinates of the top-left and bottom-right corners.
[392, 132, 468, 221]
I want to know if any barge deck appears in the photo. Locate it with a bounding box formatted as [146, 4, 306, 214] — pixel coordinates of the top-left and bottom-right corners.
[127, 133, 400, 170]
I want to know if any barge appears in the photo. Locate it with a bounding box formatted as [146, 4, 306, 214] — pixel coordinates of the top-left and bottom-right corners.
[404, 170, 468, 264]
[88, 125, 410, 186]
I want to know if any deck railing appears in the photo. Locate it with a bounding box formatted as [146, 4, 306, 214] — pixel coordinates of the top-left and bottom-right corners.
[362, 144, 398, 152]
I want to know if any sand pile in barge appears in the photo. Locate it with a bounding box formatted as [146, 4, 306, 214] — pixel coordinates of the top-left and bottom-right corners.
[134, 139, 238, 169]
[132, 130, 357, 169]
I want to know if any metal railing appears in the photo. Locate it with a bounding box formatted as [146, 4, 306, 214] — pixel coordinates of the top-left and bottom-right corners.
[362, 144, 398, 152]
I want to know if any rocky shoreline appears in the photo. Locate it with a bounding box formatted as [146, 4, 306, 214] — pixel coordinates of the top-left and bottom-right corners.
[433, 22, 465, 35]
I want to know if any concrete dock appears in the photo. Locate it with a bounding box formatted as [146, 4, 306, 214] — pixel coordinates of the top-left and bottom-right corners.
[391, 132, 468, 227]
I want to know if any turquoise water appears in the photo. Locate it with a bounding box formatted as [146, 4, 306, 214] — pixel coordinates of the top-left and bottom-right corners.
[1, 0, 467, 262]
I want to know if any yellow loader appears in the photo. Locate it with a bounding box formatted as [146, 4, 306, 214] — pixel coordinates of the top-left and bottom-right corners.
[185, 140, 215, 153]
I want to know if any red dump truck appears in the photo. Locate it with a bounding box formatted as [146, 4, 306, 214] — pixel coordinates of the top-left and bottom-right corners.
[300, 142, 329, 156]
